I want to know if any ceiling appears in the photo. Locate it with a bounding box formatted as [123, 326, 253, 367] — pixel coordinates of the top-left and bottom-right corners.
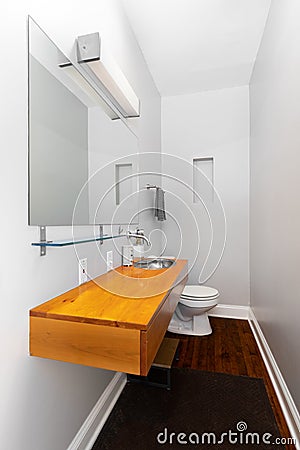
[121, 0, 271, 96]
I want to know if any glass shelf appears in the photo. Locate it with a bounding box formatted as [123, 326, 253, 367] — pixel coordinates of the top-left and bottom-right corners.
[31, 234, 122, 248]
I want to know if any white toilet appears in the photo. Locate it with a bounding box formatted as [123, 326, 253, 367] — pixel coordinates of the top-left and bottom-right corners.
[168, 285, 219, 336]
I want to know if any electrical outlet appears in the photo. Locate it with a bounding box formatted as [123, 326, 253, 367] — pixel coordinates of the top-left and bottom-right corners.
[106, 251, 113, 272]
[79, 258, 88, 285]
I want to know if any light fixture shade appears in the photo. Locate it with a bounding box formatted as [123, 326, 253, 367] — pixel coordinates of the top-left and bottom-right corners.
[77, 32, 140, 118]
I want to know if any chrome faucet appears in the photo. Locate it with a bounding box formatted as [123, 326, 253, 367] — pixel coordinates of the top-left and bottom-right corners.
[126, 228, 151, 247]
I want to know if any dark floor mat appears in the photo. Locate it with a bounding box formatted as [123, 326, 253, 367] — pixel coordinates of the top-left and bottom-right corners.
[92, 368, 284, 449]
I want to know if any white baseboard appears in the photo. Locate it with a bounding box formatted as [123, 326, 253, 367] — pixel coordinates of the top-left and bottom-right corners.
[248, 308, 300, 449]
[209, 303, 250, 320]
[67, 372, 127, 450]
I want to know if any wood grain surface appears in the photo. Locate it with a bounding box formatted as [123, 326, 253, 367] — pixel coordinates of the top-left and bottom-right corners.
[30, 260, 188, 330]
[30, 316, 141, 373]
[30, 260, 188, 375]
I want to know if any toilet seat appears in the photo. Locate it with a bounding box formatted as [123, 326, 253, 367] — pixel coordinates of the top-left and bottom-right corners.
[181, 285, 219, 299]
[180, 285, 219, 308]
[179, 296, 218, 308]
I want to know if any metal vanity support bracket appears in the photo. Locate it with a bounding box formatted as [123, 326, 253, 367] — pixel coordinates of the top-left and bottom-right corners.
[99, 224, 104, 245]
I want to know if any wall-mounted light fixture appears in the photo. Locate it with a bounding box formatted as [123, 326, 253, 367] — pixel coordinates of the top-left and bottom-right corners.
[58, 51, 119, 120]
[76, 32, 140, 119]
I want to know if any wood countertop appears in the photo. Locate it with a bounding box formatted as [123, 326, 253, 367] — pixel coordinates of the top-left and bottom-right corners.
[30, 259, 188, 331]
[30, 259, 188, 375]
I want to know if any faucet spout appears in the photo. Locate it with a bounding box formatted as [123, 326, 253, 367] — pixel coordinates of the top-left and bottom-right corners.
[127, 230, 151, 247]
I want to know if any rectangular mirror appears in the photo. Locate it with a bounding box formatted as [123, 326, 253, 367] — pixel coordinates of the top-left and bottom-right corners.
[28, 17, 139, 226]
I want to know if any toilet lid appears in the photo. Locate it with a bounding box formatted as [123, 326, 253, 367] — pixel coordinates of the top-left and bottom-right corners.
[181, 285, 219, 299]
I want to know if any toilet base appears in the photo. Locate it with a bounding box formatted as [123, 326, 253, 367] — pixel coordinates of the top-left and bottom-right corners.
[168, 311, 212, 336]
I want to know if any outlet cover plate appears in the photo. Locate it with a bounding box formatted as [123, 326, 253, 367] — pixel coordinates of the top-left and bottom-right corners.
[106, 251, 113, 272]
[79, 258, 88, 285]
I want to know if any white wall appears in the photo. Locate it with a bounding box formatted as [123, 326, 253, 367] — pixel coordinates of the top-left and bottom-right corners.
[0, 1, 160, 449]
[250, 0, 300, 411]
[162, 86, 249, 306]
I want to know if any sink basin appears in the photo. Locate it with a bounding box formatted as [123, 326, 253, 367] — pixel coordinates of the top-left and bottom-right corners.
[133, 258, 176, 270]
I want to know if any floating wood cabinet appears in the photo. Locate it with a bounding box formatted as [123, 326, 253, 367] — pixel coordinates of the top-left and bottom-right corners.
[30, 260, 188, 376]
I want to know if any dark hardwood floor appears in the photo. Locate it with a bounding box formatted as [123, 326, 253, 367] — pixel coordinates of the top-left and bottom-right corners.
[166, 317, 296, 450]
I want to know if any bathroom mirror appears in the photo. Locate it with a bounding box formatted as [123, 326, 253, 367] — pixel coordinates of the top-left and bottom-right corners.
[28, 17, 139, 226]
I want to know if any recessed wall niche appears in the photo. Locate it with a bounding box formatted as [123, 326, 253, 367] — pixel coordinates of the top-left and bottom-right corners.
[193, 157, 214, 203]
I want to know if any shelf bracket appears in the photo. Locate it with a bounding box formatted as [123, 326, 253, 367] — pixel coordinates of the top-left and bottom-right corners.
[99, 224, 104, 245]
[40, 226, 47, 256]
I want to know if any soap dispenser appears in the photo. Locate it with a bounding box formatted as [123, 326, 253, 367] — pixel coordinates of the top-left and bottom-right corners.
[122, 245, 134, 266]
[133, 235, 144, 260]
[133, 228, 145, 260]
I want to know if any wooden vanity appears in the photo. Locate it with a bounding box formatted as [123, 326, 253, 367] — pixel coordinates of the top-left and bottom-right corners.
[30, 259, 188, 375]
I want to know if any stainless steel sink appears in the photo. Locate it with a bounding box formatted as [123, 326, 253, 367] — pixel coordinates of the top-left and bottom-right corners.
[133, 258, 176, 270]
